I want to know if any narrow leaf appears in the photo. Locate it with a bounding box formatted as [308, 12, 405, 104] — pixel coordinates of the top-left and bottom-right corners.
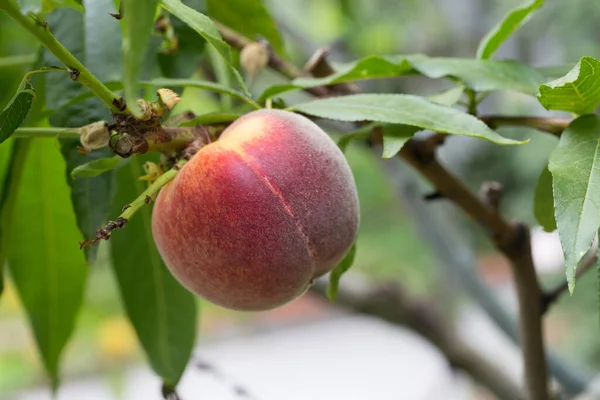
[45, 4, 122, 263]
[143, 78, 259, 108]
[0, 76, 36, 143]
[160, 0, 250, 96]
[110, 157, 196, 386]
[382, 125, 420, 158]
[206, 0, 284, 55]
[259, 55, 544, 101]
[477, 0, 545, 59]
[7, 139, 87, 388]
[291, 94, 526, 145]
[122, 0, 160, 117]
[548, 115, 600, 292]
[538, 57, 600, 115]
[71, 156, 124, 178]
[409, 56, 545, 95]
[337, 129, 371, 154]
[426, 85, 464, 106]
[534, 164, 556, 232]
[327, 243, 357, 301]
[0, 140, 23, 298]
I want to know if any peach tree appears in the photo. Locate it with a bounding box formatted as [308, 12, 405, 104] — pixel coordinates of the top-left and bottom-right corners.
[0, 0, 599, 399]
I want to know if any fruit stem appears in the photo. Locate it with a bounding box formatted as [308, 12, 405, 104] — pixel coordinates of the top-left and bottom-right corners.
[121, 159, 185, 220]
[79, 160, 186, 248]
[0, 0, 129, 114]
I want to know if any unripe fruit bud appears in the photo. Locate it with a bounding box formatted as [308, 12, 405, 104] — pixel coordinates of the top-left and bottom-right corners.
[79, 121, 110, 150]
[157, 88, 182, 111]
[240, 41, 269, 80]
[136, 99, 154, 121]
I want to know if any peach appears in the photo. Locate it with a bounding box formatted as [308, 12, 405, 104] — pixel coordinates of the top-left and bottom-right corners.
[151, 109, 359, 311]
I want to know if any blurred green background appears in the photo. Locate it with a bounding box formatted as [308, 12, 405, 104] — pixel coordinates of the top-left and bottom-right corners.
[1, 0, 599, 395]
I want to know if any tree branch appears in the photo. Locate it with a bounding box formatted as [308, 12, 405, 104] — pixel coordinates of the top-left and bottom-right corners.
[80, 160, 185, 248]
[542, 253, 598, 314]
[214, 24, 553, 399]
[480, 115, 572, 137]
[394, 138, 550, 399]
[311, 277, 524, 400]
[216, 22, 330, 98]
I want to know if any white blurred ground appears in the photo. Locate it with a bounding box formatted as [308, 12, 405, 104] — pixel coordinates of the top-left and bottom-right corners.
[8, 228, 572, 400]
[11, 315, 473, 400]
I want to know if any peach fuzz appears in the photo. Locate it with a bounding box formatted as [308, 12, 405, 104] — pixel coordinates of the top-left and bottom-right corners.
[152, 109, 359, 311]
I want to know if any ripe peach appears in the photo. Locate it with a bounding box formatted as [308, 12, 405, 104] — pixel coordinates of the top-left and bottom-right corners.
[151, 109, 359, 311]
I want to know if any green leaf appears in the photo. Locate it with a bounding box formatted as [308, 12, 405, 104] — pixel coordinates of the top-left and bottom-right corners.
[206, 0, 284, 55]
[548, 115, 600, 293]
[143, 78, 259, 108]
[476, 0, 545, 59]
[538, 57, 600, 115]
[409, 56, 545, 95]
[536, 64, 577, 80]
[110, 157, 196, 386]
[337, 128, 371, 154]
[0, 76, 36, 144]
[327, 243, 357, 301]
[71, 156, 124, 178]
[180, 112, 243, 126]
[122, 0, 160, 117]
[534, 164, 556, 232]
[426, 85, 465, 106]
[160, 0, 250, 96]
[258, 55, 414, 101]
[45, 4, 122, 263]
[382, 125, 421, 158]
[294, 55, 414, 88]
[258, 55, 544, 101]
[291, 94, 526, 145]
[7, 139, 87, 389]
[0, 140, 24, 299]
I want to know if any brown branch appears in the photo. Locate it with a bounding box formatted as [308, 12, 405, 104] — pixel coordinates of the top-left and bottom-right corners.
[216, 27, 553, 399]
[109, 126, 210, 158]
[311, 278, 524, 400]
[394, 138, 550, 400]
[480, 115, 572, 136]
[542, 253, 598, 314]
[216, 22, 330, 98]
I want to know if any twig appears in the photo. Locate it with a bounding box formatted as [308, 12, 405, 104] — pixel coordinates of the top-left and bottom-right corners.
[0, 0, 129, 114]
[377, 157, 591, 395]
[161, 383, 181, 400]
[542, 254, 598, 314]
[80, 160, 185, 248]
[214, 26, 552, 399]
[195, 359, 262, 400]
[311, 277, 524, 400]
[216, 22, 329, 98]
[480, 115, 572, 136]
